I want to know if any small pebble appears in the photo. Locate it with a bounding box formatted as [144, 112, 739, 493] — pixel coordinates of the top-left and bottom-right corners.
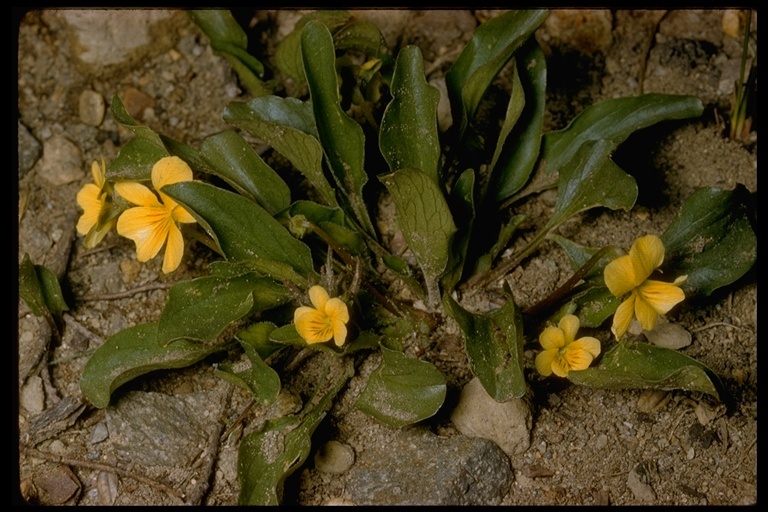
[78, 89, 105, 126]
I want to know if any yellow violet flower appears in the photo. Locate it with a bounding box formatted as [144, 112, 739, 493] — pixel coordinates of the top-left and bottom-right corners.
[115, 156, 197, 274]
[603, 234, 686, 339]
[76, 158, 117, 248]
[294, 285, 350, 347]
[535, 314, 601, 378]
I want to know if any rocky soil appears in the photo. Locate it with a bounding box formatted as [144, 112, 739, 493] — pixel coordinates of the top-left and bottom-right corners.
[17, 9, 756, 506]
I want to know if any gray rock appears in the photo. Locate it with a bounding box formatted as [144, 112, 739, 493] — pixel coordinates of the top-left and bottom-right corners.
[18, 121, 42, 178]
[37, 135, 84, 186]
[627, 461, 657, 502]
[345, 427, 513, 505]
[19, 374, 45, 414]
[644, 318, 692, 349]
[106, 391, 214, 467]
[450, 377, 532, 457]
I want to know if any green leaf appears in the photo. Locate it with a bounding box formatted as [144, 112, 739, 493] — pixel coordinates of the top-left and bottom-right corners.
[236, 321, 285, 360]
[269, 324, 305, 346]
[541, 93, 704, 176]
[216, 337, 281, 406]
[490, 40, 547, 203]
[274, 10, 352, 88]
[355, 345, 446, 428]
[332, 19, 393, 67]
[567, 341, 725, 401]
[443, 294, 526, 401]
[158, 272, 291, 344]
[661, 185, 756, 297]
[200, 129, 291, 215]
[224, 97, 338, 207]
[19, 254, 69, 323]
[284, 200, 367, 256]
[189, 10, 270, 96]
[544, 139, 638, 232]
[441, 168, 476, 293]
[163, 181, 317, 278]
[238, 363, 351, 505]
[379, 167, 457, 309]
[446, 9, 548, 138]
[379, 45, 441, 184]
[108, 137, 169, 182]
[302, 20, 375, 235]
[80, 323, 230, 408]
[109, 95, 166, 147]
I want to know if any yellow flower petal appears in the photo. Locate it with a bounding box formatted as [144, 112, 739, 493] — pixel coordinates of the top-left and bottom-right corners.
[294, 306, 315, 323]
[630, 234, 665, 283]
[308, 285, 330, 310]
[539, 326, 566, 350]
[91, 159, 106, 188]
[558, 314, 580, 344]
[604, 254, 637, 297]
[550, 353, 571, 377]
[117, 206, 172, 262]
[638, 280, 686, 315]
[571, 336, 601, 359]
[295, 308, 334, 343]
[162, 222, 184, 274]
[171, 203, 197, 224]
[612, 294, 636, 339]
[563, 343, 596, 372]
[634, 292, 660, 331]
[115, 181, 162, 208]
[333, 321, 348, 347]
[325, 298, 350, 324]
[535, 349, 557, 377]
[152, 156, 193, 190]
[76, 183, 104, 234]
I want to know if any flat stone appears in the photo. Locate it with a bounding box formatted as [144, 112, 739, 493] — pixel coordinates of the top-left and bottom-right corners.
[106, 391, 213, 467]
[18, 121, 42, 178]
[345, 427, 513, 505]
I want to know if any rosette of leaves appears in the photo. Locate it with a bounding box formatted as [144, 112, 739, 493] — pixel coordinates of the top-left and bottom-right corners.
[68, 9, 757, 505]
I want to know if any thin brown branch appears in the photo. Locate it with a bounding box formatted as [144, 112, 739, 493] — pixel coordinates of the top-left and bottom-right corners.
[21, 445, 186, 503]
[78, 281, 174, 302]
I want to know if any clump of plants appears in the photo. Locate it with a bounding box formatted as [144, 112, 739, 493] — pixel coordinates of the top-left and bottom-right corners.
[20, 10, 756, 505]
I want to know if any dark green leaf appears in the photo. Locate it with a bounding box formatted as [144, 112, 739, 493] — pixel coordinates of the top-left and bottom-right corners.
[446, 9, 548, 138]
[236, 321, 285, 360]
[441, 168, 476, 293]
[541, 94, 704, 175]
[544, 139, 637, 232]
[443, 294, 526, 401]
[19, 254, 69, 322]
[302, 20, 374, 235]
[216, 337, 281, 406]
[490, 40, 547, 202]
[238, 362, 351, 504]
[108, 137, 169, 182]
[332, 19, 393, 66]
[274, 10, 352, 87]
[189, 10, 270, 96]
[568, 341, 725, 401]
[379, 45, 441, 184]
[80, 323, 230, 408]
[284, 200, 367, 256]
[158, 272, 291, 344]
[661, 185, 756, 297]
[224, 98, 338, 207]
[163, 181, 317, 278]
[379, 167, 457, 308]
[269, 324, 305, 346]
[355, 345, 446, 428]
[200, 129, 291, 215]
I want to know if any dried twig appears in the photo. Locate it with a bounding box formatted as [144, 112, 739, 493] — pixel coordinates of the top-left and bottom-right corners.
[21, 446, 186, 504]
[78, 281, 174, 302]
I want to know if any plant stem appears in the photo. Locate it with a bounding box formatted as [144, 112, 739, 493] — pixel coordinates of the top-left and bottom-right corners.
[523, 246, 613, 317]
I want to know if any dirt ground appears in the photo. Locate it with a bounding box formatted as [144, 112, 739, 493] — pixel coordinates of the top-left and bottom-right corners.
[16, 9, 757, 506]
